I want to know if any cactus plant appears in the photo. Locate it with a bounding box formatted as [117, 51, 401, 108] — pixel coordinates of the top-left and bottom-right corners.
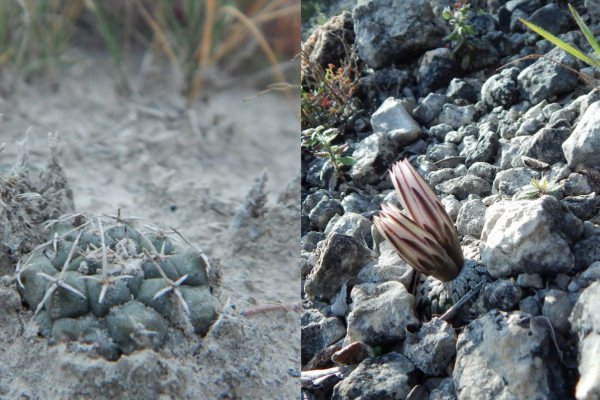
[16, 211, 221, 359]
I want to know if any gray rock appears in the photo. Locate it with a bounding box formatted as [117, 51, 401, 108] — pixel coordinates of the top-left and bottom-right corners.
[325, 212, 373, 247]
[341, 192, 370, 214]
[427, 143, 459, 162]
[562, 193, 600, 220]
[492, 167, 539, 196]
[481, 196, 574, 278]
[414, 93, 447, 125]
[456, 198, 487, 238]
[358, 240, 413, 287]
[515, 117, 544, 136]
[345, 281, 418, 346]
[309, 197, 344, 231]
[332, 352, 416, 400]
[518, 125, 571, 165]
[482, 279, 522, 311]
[520, 295, 541, 316]
[441, 195, 461, 221]
[465, 129, 499, 167]
[437, 104, 476, 129]
[527, 3, 571, 35]
[573, 235, 600, 271]
[576, 261, 600, 289]
[481, 67, 520, 108]
[430, 123, 454, 141]
[446, 78, 477, 105]
[352, 0, 445, 69]
[542, 289, 573, 334]
[517, 48, 579, 105]
[370, 97, 421, 145]
[445, 130, 463, 144]
[454, 310, 568, 399]
[301, 11, 354, 74]
[301, 308, 346, 364]
[467, 162, 498, 184]
[436, 175, 491, 200]
[517, 273, 544, 289]
[417, 48, 458, 96]
[586, 0, 600, 23]
[569, 282, 600, 400]
[350, 132, 397, 186]
[403, 318, 456, 376]
[305, 233, 376, 301]
[563, 173, 592, 196]
[426, 168, 456, 187]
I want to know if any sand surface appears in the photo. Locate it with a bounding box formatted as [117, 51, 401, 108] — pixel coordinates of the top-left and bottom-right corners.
[0, 49, 300, 399]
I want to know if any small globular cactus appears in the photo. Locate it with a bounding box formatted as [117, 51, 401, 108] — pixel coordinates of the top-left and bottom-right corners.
[16, 212, 221, 360]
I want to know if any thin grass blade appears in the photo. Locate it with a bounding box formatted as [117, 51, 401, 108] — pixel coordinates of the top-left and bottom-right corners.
[568, 4, 600, 59]
[519, 17, 600, 69]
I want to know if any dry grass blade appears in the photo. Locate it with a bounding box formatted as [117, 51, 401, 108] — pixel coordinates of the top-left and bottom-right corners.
[375, 159, 464, 282]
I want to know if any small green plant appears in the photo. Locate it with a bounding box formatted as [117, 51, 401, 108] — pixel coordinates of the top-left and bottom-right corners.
[517, 177, 563, 199]
[301, 126, 355, 190]
[442, 0, 475, 53]
[301, 60, 358, 130]
[520, 4, 600, 70]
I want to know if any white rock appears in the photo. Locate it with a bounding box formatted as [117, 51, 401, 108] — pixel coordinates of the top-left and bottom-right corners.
[569, 282, 600, 400]
[480, 196, 574, 277]
[370, 97, 421, 145]
[563, 101, 600, 169]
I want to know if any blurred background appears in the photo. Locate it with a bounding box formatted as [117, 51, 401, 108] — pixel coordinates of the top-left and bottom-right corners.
[0, 0, 300, 102]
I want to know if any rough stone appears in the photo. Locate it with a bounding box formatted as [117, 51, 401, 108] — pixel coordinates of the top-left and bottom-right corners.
[563, 101, 600, 169]
[332, 352, 416, 400]
[436, 175, 491, 200]
[358, 240, 413, 288]
[352, 0, 445, 69]
[414, 93, 447, 125]
[446, 78, 478, 105]
[370, 97, 421, 145]
[518, 125, 571, 165]
[350, 132, 397, 186]
[301, 11, 355, 76]
[467, 162, 498, 184]
[309, 197, 344, 231]
[456, 198, 487, 238]
[465, 129, 499, 167]
[492, 167, 539, 196]
[481, 67, 520, 108]
[301, 308, 347, 365]
[480, 196, 574, 278]
[527, 3, 571, 35]
[324, 212, 373, 248]
[403, 318, 456, 376]
[569, 282, 600, 400]
[542, 289, 573, 334]
[454, 310, 568, 399]
[416, 48, 458, 96]
[437, 104, 476, 129]
[517, 48, 579, 105]
[305, 233, 376, 301]
[345, 281, 418, 346]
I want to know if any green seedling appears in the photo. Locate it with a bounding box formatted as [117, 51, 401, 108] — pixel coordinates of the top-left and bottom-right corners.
[518, 177, 563, 199]
[520, 4, 600, 70]
[442, 0, 475, 53]
[302, 126, 354, 190]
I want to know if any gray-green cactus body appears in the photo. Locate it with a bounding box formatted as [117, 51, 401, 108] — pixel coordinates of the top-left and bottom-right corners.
[16, 215, 221, 359]
[415, 259, 489, 319]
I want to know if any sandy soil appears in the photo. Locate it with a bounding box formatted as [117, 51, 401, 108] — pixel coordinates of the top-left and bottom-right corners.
[0, 48, 300, 399]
